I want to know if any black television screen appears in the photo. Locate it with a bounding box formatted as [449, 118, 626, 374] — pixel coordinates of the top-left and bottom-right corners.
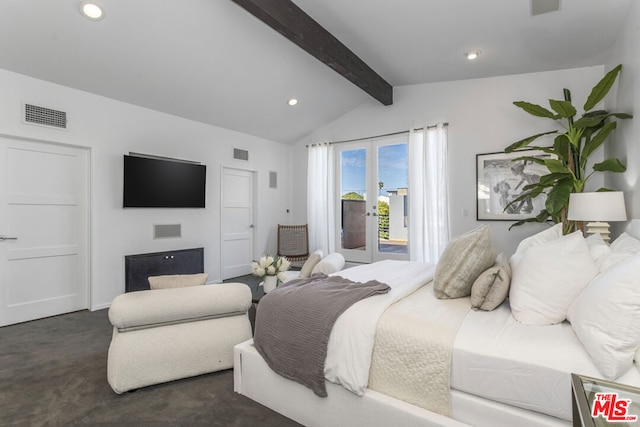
[123, 155, 206, 208]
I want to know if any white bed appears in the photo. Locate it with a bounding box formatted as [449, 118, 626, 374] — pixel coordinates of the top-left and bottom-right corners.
[234, 224, 640, 426]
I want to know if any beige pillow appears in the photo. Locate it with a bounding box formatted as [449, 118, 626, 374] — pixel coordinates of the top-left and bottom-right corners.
[148, 273, 208, 290]
[299, 250, 323, 278]
[433, 225, 495, 299]
[471, 254, 511, 311]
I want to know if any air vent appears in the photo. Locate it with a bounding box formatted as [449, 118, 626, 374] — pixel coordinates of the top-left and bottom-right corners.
[531, 0, 560, 16]
[269, 171, 277, 189]
[154, 224, 182, 239]
[234, 148, 249, 161]
[24, 103, 68, 129]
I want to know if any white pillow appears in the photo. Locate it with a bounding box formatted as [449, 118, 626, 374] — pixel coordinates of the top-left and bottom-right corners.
[600, 232, 640, 271]
[568, 253, 640, 380]
[311, 252, 345, 275]
[509, 231, 598, 325]
[584, 233, 611, 271]
[299, 250, 323, 278]
[509, 223, 563, 271]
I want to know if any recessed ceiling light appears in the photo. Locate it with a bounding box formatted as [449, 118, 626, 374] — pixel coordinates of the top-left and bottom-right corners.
[287, 98, 298, 106]
[80, 1, 105, 20]
[464, 50, 481, 60]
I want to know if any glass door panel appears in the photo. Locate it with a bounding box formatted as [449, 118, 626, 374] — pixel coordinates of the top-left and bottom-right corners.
[337, 145, 371, 263]
[373, 140, 408, 262]
[336, 137, 409, 264]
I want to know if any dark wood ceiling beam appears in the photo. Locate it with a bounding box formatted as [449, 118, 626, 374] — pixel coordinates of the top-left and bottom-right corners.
[231, 0, 393, 106]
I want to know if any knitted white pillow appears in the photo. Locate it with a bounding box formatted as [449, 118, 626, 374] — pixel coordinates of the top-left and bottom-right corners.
[433, 225, 495, 299]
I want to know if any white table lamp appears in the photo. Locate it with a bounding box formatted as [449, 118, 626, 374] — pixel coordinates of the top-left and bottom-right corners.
[567, 192, 627, 243]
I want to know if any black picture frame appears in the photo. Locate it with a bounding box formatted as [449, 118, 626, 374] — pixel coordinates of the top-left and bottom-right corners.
[476, 149, 556, 221]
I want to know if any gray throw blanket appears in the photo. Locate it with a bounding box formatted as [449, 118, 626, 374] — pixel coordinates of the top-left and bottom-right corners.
[253, 273, 390, 397]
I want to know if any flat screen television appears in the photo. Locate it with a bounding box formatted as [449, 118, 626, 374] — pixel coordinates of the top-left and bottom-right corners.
[123, 154, 206, 208]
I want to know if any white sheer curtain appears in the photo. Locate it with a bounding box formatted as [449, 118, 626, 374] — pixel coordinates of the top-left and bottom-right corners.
[408, 124, 450, 264]
[307, 143, 336, 254]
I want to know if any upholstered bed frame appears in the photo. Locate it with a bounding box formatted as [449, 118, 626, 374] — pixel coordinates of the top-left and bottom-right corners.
[233, 340, 568, 427]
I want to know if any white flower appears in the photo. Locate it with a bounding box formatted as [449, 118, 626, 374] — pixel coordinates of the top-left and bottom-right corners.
[259, 256, 270, 269]
[277, 272, 287, 282]
[279, 257, 291, 272]
[267, 265, 276, 275]
[255, 267, 265, 277]
[266, 256, 274, 266]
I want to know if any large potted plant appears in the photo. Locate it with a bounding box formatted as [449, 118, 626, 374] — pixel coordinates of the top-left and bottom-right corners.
[504, 65, 632, 233]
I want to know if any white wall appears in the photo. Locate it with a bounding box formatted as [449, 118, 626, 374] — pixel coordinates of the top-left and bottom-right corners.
[605, 0, 640, 234]
[292, 66, 607, 255]
[0, 69, 293, 310]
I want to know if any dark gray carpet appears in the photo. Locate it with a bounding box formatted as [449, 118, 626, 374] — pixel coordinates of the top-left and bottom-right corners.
[0, 278, 301, 426]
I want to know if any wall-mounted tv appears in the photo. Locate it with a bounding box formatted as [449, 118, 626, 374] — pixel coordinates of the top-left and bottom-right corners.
[123, 154, 206, 208]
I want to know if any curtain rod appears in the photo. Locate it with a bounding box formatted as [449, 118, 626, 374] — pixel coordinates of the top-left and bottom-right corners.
[306, 122, 448, 147]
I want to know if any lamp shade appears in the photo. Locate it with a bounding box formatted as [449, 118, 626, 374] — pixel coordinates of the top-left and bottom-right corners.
[567, 192, 627, 222]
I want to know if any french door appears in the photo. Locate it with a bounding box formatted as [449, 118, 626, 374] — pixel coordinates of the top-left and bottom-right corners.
[335, 136, 409, 264]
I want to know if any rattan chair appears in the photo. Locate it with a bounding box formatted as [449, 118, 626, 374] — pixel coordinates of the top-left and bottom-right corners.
[277, 224, 310, 263]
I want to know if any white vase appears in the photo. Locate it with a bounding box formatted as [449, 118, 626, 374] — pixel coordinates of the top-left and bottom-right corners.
[263, 275, 278, 293]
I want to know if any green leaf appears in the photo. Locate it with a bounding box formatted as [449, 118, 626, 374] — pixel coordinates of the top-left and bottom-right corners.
[566, 126, 584, 147]
[505, 131, 558, 152]
[553, 134, 569, 161]
[574, 112, 633, 129]
[612, 113, 633, 120]
[545, 180, 573, 215]
[539, 172, 572, 186]
[596, 187, 615, 192]
[549, 99, 577, 118]
[507, 209, 552, 230]
[514, 101, 558, 119]
[574, 114, 607, 129]
[593, 158, 627, 173]
[582, 122, 617, 159]
[511, 155, 546, 165]
[584, 65, 622, 111]
[544, 159, 571, 174]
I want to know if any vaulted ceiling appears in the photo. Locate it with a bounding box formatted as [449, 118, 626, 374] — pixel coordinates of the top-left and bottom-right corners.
[0, 1, 633, 143]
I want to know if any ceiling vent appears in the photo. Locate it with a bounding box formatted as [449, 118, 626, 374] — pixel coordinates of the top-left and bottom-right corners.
[234, 148, 249, 161]
[531, 0, 560, 16]
[24, 103, 68, 129]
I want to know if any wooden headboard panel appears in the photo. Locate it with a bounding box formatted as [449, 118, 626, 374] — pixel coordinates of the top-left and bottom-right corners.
[124, 247, 204, 292]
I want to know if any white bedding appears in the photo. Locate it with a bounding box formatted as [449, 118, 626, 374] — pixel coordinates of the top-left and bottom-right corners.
[324, 260, 436, 395]
[369, 283, 470, 416]
[452, 299, 640, 421]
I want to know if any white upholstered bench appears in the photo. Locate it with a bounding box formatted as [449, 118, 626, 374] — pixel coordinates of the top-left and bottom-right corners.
[107, 282, 252, 393]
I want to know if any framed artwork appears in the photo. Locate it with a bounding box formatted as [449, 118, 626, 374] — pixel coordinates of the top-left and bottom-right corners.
[476, 149, 556, 221]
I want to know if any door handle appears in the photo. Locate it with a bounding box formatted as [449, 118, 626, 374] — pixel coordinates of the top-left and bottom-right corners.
[249, 224, 255, 228]
[361, 212, 370, 217]
[0, 235, 18, 241]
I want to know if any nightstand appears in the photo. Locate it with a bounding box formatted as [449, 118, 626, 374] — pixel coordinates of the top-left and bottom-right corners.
[572, 373, 640, 426]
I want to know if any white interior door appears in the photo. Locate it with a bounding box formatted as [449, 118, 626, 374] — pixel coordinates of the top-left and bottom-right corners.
[335, 137, 409, 264]
[0, 137, 89, 326]
[221, 168, 255, 279]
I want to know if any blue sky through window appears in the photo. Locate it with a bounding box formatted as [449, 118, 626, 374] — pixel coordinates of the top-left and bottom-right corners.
[341, 143, 408, 197]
